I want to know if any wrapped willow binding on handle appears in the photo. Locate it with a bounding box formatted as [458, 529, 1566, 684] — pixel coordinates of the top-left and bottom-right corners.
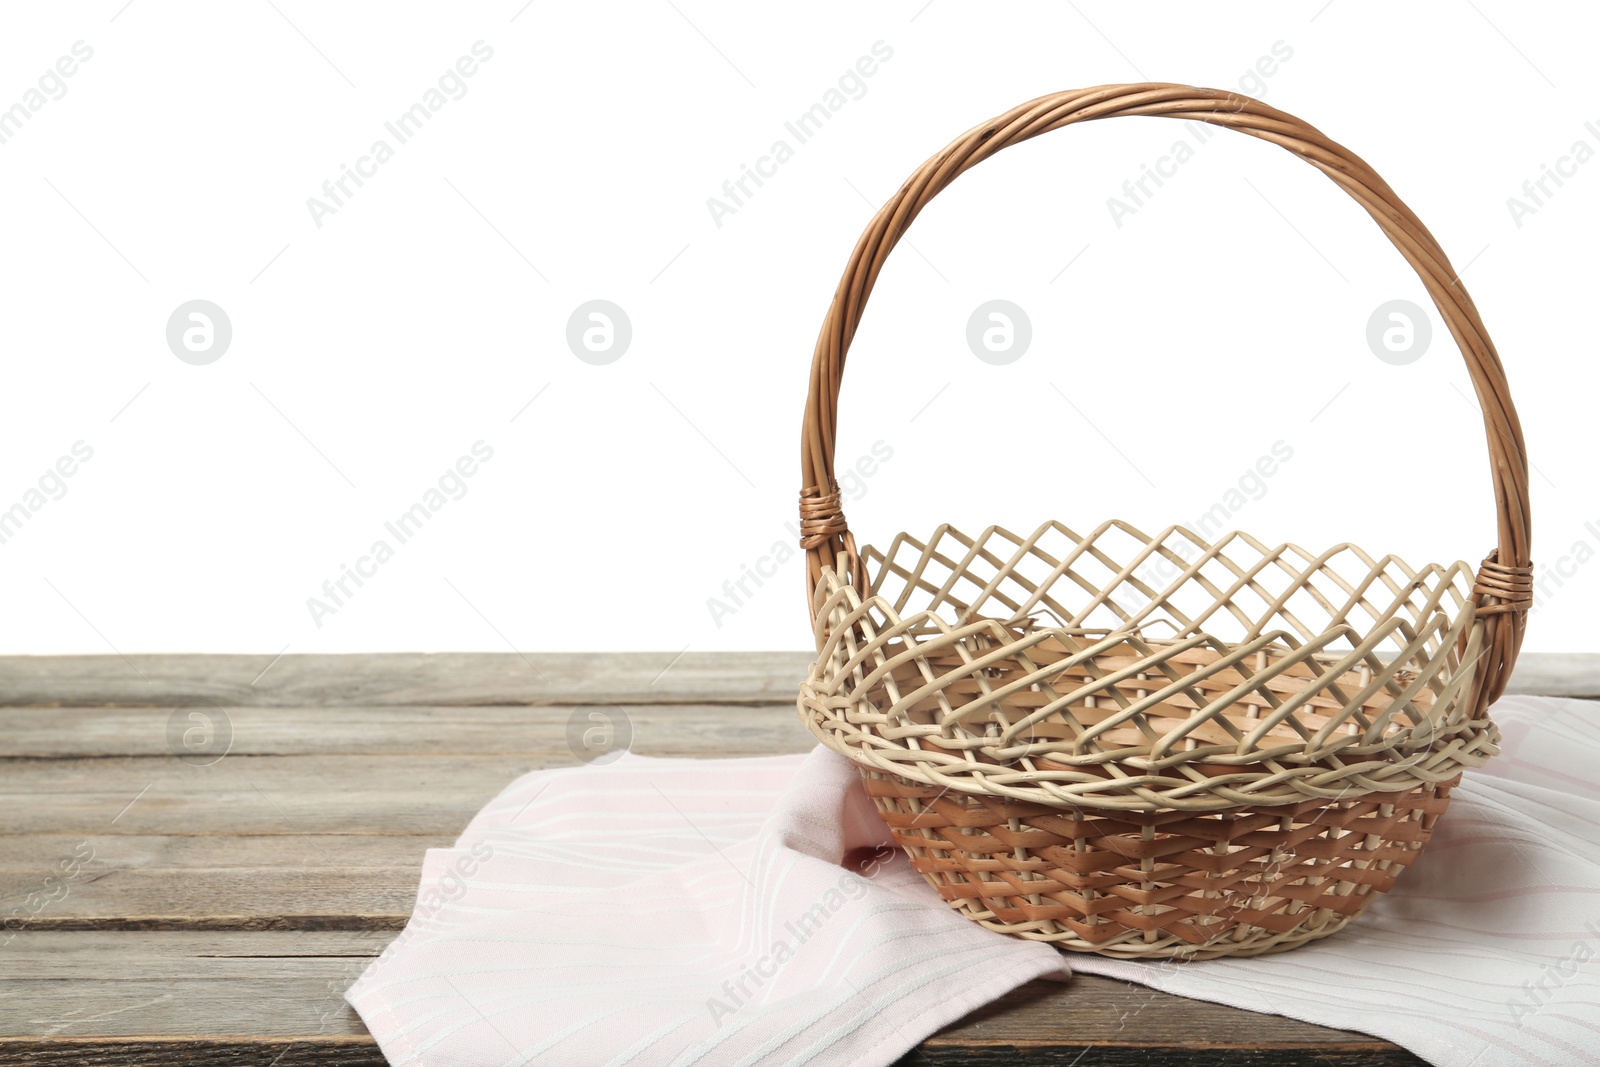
[795, 84, 1533, 959]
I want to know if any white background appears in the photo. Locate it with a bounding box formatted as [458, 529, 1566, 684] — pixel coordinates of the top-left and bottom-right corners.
[0, 1, 1594, 656]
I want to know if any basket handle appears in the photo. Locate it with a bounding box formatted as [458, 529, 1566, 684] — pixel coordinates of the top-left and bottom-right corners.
[798, 83, 1532, 712]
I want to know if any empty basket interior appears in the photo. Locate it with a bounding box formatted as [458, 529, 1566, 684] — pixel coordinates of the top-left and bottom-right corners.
[824, 520, 1484, 775]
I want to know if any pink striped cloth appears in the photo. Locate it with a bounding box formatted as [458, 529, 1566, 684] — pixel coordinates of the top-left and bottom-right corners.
[1069, 694, 1600, 1067]
[347, 695, 1600, 1067]
[344, 744, 1070, 1066]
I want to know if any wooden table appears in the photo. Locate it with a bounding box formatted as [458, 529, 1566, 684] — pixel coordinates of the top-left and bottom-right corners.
[3, 652, 1594, 1066]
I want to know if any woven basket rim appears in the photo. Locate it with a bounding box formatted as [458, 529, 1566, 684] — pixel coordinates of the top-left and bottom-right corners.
[800, 518, 1499, 813]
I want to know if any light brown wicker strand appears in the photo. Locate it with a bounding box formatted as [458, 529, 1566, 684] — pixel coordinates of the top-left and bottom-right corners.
[798, 83, 1531, 714]
[854, 768, 1459, 957]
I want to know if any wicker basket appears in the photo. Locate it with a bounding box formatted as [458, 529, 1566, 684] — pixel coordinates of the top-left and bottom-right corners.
[795, 84, 1533, 959]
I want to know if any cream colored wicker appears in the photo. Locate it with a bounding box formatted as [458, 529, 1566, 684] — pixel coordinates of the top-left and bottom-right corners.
[795, 84, 1533, 959]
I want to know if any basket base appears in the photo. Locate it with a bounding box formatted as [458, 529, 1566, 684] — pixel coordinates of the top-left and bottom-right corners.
[862, 770, 1458, 960]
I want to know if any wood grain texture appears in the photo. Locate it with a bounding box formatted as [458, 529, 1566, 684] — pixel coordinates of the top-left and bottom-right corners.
[0, 651, 1584, 707]
[0, 703, 809, 758]
[0, 834, 435, 931]
[2, 652, 1575, 1064]
[0, 652, 813, 708]
[1501, 652, 1600, 699]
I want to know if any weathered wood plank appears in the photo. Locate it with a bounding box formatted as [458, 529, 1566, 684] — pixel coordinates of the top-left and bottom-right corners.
[0, 719, 812, 836]
[0, 1044, 381, 1067]
[0, 870, 418, 932]
[0, 832, 438, 873]
[919, 976, 1425, 1065]
[0, 653, 814, 708]
[0, 704, 809, 758]
[1503, 652, 1600, 699]
[0, 752, 534, 838]
[0, 790, 490, 837]
[2, 752, 547, 796]
[0, 933, 1417, 1065]
[0, 833, 433, 930]
[0, 707, 810, 929]
[0, 651, 1588, 709]
[0, 933, 381, 1042]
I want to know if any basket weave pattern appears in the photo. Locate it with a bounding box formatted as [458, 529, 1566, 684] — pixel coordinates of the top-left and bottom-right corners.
[800, 521, 1489, 955]
[804, 521, 1497, 808]
[863, 771, 1456, 958]
[794, 85, 1533, 958]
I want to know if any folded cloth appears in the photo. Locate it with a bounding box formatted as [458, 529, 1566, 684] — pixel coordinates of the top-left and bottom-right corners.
[347, 695, 1600, 1067]
[1071, 694, 1600, 1067]
[345, 744, 1070, 1067]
